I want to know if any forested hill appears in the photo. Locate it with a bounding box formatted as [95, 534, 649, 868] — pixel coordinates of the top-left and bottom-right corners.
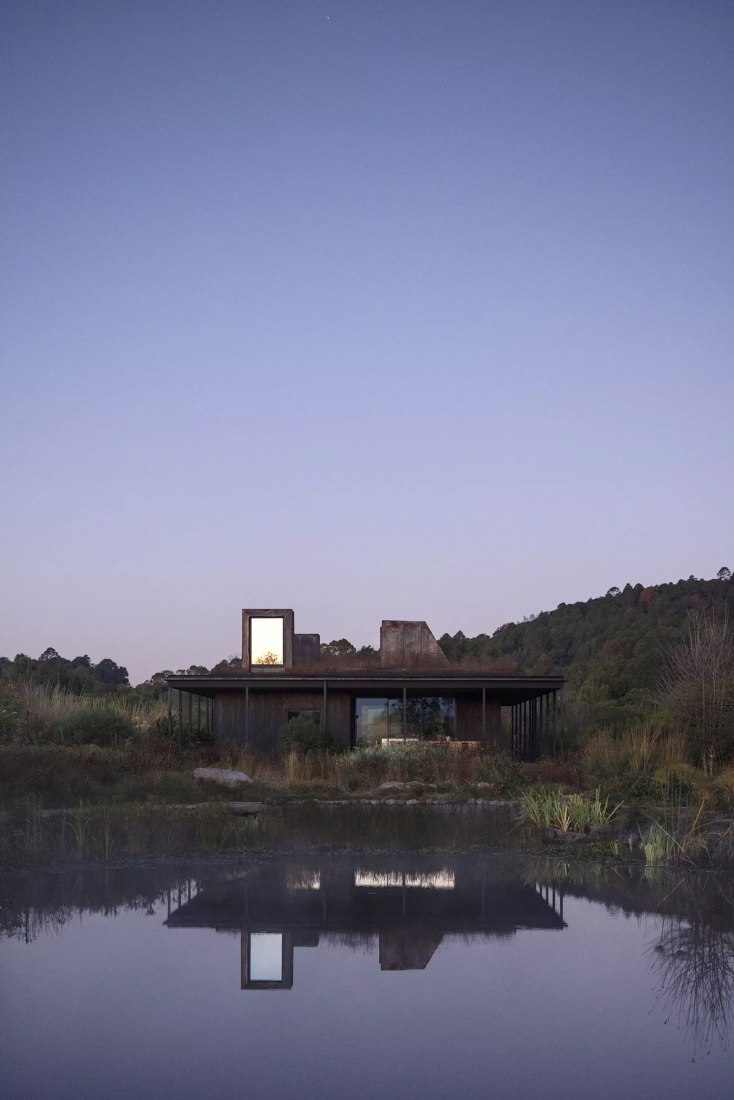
[438, 572, 734, 727]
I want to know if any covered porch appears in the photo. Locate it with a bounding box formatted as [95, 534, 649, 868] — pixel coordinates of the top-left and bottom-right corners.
[166, 672, 565, 760]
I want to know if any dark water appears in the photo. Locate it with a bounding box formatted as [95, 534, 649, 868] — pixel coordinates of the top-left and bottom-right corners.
[2, 849, 734, 1099]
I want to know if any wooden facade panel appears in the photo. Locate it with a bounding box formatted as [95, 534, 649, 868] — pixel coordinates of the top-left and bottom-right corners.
[214, 690, 352, 750]
[455, 696, 504, 747]
[214, 694, 247, 746]
[325, 693, 351, 749]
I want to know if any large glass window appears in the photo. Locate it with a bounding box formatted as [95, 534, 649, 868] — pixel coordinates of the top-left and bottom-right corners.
[250, 617, 284, 666]
[355, 697, 455, 745]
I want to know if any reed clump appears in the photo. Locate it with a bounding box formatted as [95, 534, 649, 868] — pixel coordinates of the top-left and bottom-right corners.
[642, 802, 712, 866]
[582, 724, 694, 800]
[521, 787, 620, 833]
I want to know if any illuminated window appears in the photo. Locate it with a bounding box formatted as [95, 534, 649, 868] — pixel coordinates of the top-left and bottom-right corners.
[250, 617, 285, 666]
[249, 933, 283, 981]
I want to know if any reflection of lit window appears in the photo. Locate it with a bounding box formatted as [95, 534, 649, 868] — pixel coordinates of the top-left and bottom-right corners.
[251, 618, 284, 666]
[355, 870, 455, 890]
[405, 871, 454, 889]
[287, 871, 321, 891]
[355, 872, 404, 888]
[249, 933, 283, 981]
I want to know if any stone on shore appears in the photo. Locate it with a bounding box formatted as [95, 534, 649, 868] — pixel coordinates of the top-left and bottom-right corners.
[227, 802, 281, 816]
[194, 767, 253, 786]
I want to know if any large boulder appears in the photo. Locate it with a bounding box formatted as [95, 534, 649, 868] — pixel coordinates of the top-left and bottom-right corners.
[194, 767, 253, 787]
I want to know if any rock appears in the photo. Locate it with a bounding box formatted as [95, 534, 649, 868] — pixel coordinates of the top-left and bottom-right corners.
[227, 802, 281, 816]
[376, 782, 408, 793]
[194, 767, 253, 786]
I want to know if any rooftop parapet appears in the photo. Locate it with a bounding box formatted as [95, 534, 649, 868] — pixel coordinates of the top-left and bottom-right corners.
[379, 620, 449, 668]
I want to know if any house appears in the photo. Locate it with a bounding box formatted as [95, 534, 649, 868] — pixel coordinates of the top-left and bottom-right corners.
[166, 609, 564, 758]
[164, 853, 566, 988]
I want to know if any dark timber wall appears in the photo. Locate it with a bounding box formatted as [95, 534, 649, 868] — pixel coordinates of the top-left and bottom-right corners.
[454, 696, 505, 747]
[214, 690, 351, 751]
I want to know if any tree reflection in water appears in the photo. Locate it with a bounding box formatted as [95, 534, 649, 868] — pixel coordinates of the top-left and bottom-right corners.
[649, 879, 734, 1060]
[524, 856, 734, 1060]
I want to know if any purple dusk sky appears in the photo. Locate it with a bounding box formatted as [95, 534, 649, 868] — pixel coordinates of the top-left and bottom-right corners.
[1, 1, 732, 684]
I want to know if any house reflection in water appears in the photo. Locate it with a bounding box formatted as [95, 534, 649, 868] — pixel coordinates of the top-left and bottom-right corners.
[164, 856, 566, 990]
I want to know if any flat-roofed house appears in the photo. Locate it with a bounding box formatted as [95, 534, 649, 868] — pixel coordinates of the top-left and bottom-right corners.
[166, 608, 564, 759]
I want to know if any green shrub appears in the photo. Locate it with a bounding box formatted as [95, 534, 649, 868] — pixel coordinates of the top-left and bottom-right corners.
[0, 683, 20, 741]
[277, 714, 334, 754]
[59, 708, 136, 747]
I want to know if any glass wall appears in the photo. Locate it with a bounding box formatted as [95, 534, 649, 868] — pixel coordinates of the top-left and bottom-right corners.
[250, 617, 285, 666]
[355, 697, 455, 745]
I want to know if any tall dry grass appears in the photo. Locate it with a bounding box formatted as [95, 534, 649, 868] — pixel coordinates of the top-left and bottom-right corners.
[582, 723, 688, 781]
[10, 683, 167, 745]
[225, 743, 522, 795]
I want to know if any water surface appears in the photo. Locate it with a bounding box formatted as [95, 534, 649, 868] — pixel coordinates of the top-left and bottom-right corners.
[2, 849, 733, 1099]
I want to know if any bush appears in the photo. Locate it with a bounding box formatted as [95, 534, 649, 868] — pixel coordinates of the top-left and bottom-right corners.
[277, 714, 334, 754]
[59, 708, 136, 747]
[0, 683, 20, 741]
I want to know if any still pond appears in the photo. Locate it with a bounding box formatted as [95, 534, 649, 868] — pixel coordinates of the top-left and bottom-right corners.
[1, 810, 733, 1099]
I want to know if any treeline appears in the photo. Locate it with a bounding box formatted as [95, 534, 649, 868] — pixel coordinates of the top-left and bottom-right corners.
[0, 649, 129, 695]
[439, 570, 734, 731]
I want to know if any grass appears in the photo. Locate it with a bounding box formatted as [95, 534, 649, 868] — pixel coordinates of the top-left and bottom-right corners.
[3, 682, 168, 746]
[0, 798, 524, 869]
[640, 799, 732, 866]
[4, 695, 734, 868]
[582, 724, 688, 783]
[0, 801, 272, 867]
[216, 742, 524, 797]
[521, 787, 620, 833]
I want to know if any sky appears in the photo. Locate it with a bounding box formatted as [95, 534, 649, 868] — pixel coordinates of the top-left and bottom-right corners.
[1, 0, 732, 683]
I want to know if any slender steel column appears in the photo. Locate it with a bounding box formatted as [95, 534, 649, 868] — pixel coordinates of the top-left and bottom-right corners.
[552, 691, 557, 758]
[519, 701, 524, 758]
[402, 687, 407, 741]
[245, 686, 250, 746]
[177, 690, 182, 748]
[540, 695, 545, 756]
[482, 686, 486, 742]
[322, 679, 328, 733]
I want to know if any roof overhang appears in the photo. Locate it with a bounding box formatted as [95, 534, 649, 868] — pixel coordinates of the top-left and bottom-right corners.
[166, 673, 565, 704]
